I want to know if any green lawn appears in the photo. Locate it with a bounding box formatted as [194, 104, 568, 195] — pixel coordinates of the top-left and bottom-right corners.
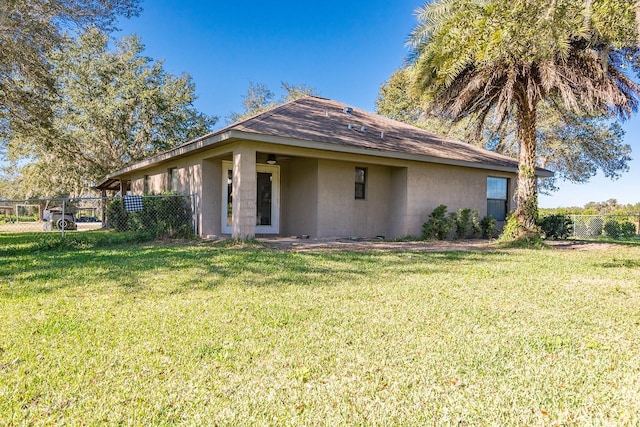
[1, 234, 639, 425]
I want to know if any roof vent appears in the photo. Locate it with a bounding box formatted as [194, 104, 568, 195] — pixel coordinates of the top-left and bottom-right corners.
[348, 123, 355, 130]
[343, 107, 354, 115]
[380, 131, 384, 139]
[360, 126, 367, 132]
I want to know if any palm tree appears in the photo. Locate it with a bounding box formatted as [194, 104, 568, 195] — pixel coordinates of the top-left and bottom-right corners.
[636, 1, 640, 45]
[408, 0, 639, 237]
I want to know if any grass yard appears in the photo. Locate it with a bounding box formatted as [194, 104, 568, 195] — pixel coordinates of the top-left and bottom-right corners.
[1, 233, 639, 425]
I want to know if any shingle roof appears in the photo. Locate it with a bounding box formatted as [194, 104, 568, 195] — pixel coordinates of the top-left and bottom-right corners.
[227, 96, 522, 169]
[97, 96, 552, 189]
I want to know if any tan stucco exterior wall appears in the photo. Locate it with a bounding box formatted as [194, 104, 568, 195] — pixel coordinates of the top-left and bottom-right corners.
[281, 158, 318, 237]
[129, 159, 194, 195]
[121, 137, 517, 239]
[403, 162, 515, 236]
[307, 159, 515, 239]
[389, 167, 408, 237]
[200, 159, 221, 237]
[315, 160, 391, 238]
[126, 145, 233, 238]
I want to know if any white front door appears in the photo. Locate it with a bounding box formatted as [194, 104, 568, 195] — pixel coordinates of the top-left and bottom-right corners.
[221, 161, 280, 234]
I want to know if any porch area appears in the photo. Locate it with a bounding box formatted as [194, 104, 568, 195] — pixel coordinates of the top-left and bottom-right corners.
[198, 145, 407, 240]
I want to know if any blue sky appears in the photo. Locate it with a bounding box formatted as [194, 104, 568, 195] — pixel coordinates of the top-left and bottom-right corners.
[116, 0, 640, 208]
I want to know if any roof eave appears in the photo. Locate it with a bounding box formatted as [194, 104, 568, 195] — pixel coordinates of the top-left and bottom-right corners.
[232, 130, 554, 176]
[97, 127, 554, 186]
[97, 130, 235, 184]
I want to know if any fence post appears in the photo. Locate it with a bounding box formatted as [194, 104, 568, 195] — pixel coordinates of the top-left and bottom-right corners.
[192, 193, 198, 236]
[61, 198, 66, 238]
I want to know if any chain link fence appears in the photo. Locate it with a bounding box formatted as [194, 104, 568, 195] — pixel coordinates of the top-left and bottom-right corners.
[0, 194, 197, 238]
[571, 214, 640, 239]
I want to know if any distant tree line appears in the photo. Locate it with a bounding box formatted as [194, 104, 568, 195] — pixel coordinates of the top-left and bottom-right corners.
[539, 199, 640, 216]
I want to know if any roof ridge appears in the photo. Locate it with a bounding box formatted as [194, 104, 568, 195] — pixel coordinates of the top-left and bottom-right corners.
[170, 97, 320, 150]
[237, 97, 310, 130]
[350, 107, 519, 162]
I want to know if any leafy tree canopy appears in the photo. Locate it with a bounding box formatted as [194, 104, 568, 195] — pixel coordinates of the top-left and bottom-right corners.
[0, 0, 142, 142]
[407, 0, 640, 237]
[539, 198, 640, 215]
[4, 28, 217, 197]
[376, 68, 632, 193]
[227, 81, 319, 124]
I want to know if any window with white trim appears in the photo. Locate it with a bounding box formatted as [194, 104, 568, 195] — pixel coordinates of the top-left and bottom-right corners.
[143, 175, 151, 194]
[487, 177, 508, 221]
[168, 167, 178, 192]
[355, 167, 366, 200]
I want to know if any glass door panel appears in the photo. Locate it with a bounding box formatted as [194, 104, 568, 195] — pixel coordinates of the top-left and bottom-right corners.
[226, 169, 233, 228]
[221, 161, 279, 234]
[256, 172, 272, 226]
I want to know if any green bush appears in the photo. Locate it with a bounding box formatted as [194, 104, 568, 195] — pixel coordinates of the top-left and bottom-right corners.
[602, 219, 637, 239]
[107, 195, 193, 238]
[479, 215, 497, 239]
[106, 198, 131, 231]
[538, 214, 573, 240]
[2, 215, 39, 222]
[603, 220, 621, 238]
[155, 194, 193, 238]
[499, 213, 519, 240]
[498, 214, 544, 246]
[470, 210, 481, 237]
[422, 205, 452, 240]
[453, 208, 480, 239]
[619, 221, 637, 238]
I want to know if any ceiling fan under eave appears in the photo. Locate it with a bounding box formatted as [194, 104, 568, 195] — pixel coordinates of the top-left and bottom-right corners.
[261, 153, 292, 164]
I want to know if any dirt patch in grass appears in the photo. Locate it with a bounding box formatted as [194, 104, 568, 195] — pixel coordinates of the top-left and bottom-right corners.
[260, 238, 497, 252]
[259, 237, 625, 252]
[545, 240, 622, 251]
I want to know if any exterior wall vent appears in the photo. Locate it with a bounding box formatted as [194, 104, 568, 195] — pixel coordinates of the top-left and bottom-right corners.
[343, 107, 354, 115]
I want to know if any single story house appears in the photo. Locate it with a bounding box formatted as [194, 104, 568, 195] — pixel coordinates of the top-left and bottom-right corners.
[96, 96, 552, 239]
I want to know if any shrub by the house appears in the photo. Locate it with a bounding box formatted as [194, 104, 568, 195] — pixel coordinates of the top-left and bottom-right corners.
[479, 215, 497, 239]
[423, 205, 490, 240]
[107, 194, 193, 238]
[538, 214, 573, 240]
[452, 208, 481, 239]
[422, 205, 452, 240]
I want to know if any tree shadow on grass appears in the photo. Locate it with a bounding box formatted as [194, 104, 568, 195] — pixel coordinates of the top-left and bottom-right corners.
[0, 241, 512, 298]
[599, 258, 640, 268]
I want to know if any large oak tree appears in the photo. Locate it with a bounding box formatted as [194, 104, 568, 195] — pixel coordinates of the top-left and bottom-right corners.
[8, 29, 216, 197]
[0, 0, 141, 142]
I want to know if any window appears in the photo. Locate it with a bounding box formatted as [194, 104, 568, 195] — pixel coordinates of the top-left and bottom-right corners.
[487, 177, 508, 221]
[355, 167, 366, 199]
[143, 175, 151, 194]
[168, 167, 179, 192]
